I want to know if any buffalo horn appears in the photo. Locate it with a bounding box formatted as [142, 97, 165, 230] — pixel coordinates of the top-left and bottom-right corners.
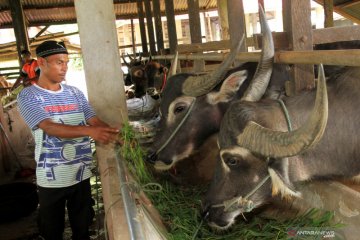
[182, 34, 245, 97]
[169, 51, 179, 77]
[121, 54, 130, 68]
[241, 5, 274, 102]
[127, 52, 134, 61]
[237, 64, 328, 158]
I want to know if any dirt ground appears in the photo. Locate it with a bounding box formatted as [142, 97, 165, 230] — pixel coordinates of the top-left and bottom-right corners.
[0, 174, 106, 240]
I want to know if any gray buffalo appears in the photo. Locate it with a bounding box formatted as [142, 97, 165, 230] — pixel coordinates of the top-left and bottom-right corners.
[202, 64, 360, 230]
[146, 7, 287, 181]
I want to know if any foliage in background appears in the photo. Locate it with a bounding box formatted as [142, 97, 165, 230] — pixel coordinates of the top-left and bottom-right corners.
[69, 55, 84, 71]
[119, 122, 344, 240]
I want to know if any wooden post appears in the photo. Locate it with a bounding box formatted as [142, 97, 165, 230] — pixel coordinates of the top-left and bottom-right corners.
[187, 0, 204, 72]
[74, 1, 129, 239]
[227, 0, 247, 65]
[258, 0, 265, 9]
[282, 0, 314, 95]
[324, 0, 334, 28]
[8, 0, 30, 64]
[152, 0, 164, 52]
[136, 0, 149, 53]
[164, 0, 178, 54]
[217, 0, 229, 40]
[144, 0, 157, 54]
[131, 19, 136, 54]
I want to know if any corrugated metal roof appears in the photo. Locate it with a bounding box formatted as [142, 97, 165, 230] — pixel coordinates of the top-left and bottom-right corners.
[0, 0, 218, 28]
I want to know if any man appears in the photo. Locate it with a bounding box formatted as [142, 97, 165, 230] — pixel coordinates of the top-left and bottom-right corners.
[17, 40, 119, 240]
[11, 49, 40, 90]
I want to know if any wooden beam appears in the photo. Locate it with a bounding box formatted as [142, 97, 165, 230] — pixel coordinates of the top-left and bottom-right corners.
[324, 0, 334, 28]
[152, 49, 360, 66]
[130, 19, 136, 54]
[164, 0, 178, 53]
[144, 0, 156, 54]
[332, 0, 360, 8]
[313, 0, 360, 25]
[313, 25, 360, 44]
[227, 0, 246, 52]
[216, 0, 229, 40]
[187, 0, 204, 72]
[283, 0, 313, 95]
[152, 0, 164, 52]
[9, 0, 30, 62]
[136, 0, 148, 53]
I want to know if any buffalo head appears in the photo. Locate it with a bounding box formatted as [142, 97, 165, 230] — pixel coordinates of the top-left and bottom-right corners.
[203, 65, 328, 230]
[146, 6, 275, 173]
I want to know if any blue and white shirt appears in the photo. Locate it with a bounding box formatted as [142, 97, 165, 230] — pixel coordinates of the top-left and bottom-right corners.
[17, 84, 96, 188]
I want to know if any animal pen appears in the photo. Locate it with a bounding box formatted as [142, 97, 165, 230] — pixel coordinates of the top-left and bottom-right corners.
[1, 0, 360, 239]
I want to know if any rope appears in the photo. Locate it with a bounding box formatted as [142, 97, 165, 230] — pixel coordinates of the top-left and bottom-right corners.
[156, 99, 196, 155]
[277, 99, 293, 132]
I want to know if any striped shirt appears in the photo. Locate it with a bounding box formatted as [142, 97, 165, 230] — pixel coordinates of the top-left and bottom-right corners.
[17, 84, 96, 188]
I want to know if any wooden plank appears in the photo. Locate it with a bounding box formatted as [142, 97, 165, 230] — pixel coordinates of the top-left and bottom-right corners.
[275, 49, 360, 66]
[283, 0, 314, 95]
[153, 50, 360, 66]
[313, 25, 360, 44]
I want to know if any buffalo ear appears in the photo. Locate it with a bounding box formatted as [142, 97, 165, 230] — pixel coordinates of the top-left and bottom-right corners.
[206, 70, 248, 104]
[268, 158, 301, 198]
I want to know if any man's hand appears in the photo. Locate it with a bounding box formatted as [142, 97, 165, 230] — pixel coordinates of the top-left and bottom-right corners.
[88, 126, 119, 144]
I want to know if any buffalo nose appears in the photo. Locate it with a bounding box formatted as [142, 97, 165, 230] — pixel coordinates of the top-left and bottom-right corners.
[146, 151, 157, 164]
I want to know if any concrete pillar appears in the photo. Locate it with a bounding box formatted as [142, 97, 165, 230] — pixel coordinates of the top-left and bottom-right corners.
[74, 1, 128, 240]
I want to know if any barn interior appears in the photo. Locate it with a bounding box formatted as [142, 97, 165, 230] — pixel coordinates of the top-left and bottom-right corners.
[1, 0, 360, 239]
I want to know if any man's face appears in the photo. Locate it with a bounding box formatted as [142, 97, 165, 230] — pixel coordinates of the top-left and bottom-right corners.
[21, 53, 31, 63]
[40, 54, 69, 83]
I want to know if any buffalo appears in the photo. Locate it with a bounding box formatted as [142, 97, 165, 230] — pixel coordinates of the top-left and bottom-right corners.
[202, 62, 360, 229]
[122, 53, 171, 98]
[146, 7, 290, 184]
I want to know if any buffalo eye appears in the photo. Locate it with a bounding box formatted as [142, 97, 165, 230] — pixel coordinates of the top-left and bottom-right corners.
[225, 157, 238, 166]
[174, 105, 185, 115]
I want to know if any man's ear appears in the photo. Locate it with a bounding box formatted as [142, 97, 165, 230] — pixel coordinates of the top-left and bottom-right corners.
[206, 70, 248, 105]
[37, 57, 46, 67]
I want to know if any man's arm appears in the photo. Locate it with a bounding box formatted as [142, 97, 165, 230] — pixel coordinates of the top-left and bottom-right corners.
[38, 118, 119, 144]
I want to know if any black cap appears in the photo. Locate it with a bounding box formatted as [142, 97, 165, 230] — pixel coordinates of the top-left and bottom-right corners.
[36, 40, 68, 58]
